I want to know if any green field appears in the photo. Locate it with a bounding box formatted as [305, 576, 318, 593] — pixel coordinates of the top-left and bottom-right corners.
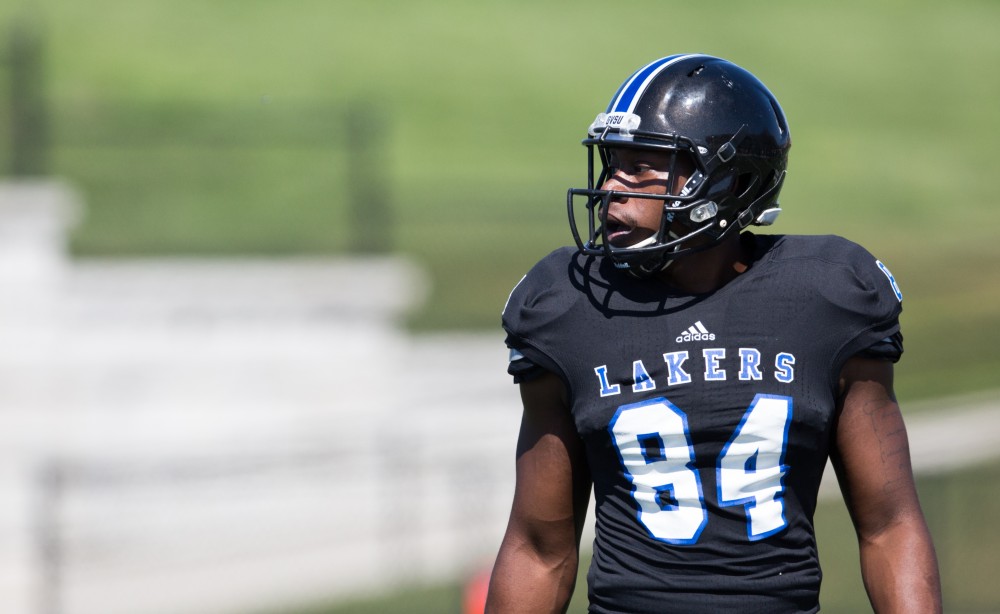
[1, 0, 998, 402]
[2, 1, 998, 611]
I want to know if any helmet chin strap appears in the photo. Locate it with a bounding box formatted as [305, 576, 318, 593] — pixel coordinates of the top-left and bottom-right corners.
[626, 230, 681, 277]
[627, 235, 659, 249]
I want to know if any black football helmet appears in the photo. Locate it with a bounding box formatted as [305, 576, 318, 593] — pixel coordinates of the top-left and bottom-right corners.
[568, 54, 791, 275]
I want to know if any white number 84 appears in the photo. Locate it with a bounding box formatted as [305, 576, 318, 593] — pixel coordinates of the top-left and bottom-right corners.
[609, 394, 792, 544]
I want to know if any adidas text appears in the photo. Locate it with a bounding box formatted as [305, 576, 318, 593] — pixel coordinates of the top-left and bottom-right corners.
[676, 321, 715, 343]
[677, 331, 716, 343]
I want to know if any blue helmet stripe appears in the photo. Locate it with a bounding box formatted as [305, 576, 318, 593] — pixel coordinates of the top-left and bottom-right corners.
[607, 54, 703, 114]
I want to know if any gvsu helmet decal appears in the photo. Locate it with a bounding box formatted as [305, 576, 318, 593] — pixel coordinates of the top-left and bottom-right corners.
[568, 54, 791, 276]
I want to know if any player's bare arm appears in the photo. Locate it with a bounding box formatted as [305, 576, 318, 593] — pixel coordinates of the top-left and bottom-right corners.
[486, 371, 592, 614]
[832, 356, 943, 613]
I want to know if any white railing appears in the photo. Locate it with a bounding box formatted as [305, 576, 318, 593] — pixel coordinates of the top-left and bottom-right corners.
[0, 182, 520, 614]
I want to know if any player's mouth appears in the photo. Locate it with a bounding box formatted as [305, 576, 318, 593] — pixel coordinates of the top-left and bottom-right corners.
[605, 214, 641, 247]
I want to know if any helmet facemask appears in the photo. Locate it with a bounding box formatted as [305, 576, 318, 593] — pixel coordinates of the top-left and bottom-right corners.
[569, 124, 740, 276]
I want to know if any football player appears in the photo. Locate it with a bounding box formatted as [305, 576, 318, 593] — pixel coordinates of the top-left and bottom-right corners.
[487, 54, 941, 613]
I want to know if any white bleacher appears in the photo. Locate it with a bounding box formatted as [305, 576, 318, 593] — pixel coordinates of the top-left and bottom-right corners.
[0, 181, 520, 614]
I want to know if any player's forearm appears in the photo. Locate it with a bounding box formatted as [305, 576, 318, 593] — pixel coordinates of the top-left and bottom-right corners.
[859, 516, 942, 613]
[486, 540, 578, 613]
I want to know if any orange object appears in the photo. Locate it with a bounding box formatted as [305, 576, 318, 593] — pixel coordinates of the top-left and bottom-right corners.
[462, 566, 492, 614]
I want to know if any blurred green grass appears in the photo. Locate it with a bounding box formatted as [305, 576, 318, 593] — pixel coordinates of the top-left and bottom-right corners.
[2, 1, 996, 404]
[3, 0, 991, 403]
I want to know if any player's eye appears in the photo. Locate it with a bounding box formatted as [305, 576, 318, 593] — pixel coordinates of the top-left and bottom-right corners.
[632, 162, 664, 178]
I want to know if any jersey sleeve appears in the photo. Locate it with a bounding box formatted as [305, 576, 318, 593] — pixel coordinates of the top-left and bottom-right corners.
[500, 248, 576, 383]
[828, 241, 905, 367]
[857, 330, 904, 363]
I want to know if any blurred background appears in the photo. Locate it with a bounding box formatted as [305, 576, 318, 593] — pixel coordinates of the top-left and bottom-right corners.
[0, 0, 998, 612]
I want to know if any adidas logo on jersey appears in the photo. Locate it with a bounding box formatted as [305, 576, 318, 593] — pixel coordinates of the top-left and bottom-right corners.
[676, 321, 715, 343]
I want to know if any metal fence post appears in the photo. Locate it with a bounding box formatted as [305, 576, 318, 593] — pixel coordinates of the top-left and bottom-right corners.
[7, 13, 50, 176]
[36, 460, 64, 614]
[346, 102, 393, 254]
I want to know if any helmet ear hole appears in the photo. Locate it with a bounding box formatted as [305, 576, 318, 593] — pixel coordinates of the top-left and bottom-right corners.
[734, 173, 756, 199]
[754, 170, 778, 201]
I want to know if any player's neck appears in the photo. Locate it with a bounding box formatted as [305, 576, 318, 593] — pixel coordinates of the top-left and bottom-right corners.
[655, 233, 750, 295]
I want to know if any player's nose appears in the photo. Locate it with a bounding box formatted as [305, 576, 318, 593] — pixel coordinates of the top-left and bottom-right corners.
[601, 172, 635, 202]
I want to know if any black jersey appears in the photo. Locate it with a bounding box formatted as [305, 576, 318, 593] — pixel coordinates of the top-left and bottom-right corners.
[501, 233, 904, 613]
